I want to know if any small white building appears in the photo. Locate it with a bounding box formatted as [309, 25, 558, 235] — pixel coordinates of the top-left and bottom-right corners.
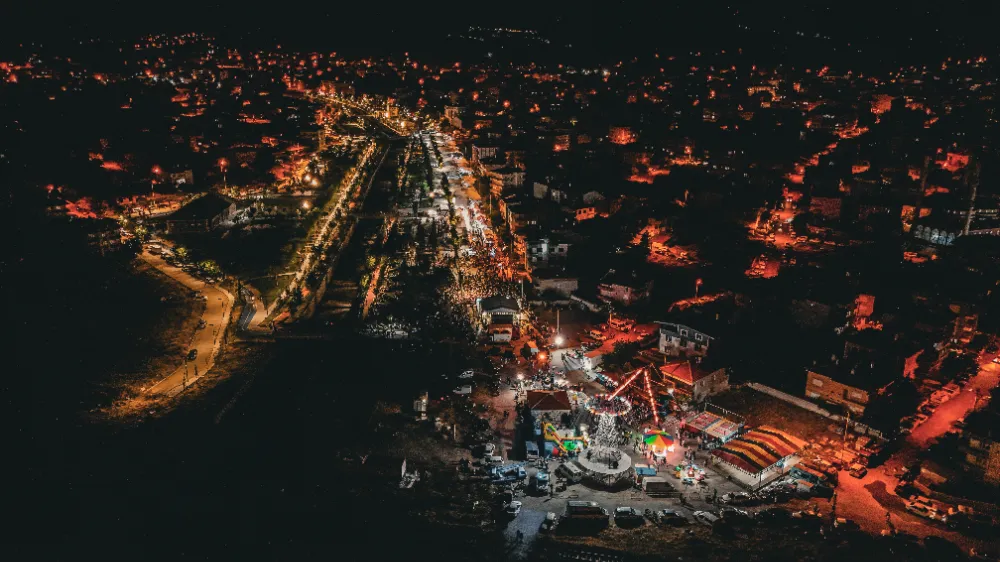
[657, 322, 712, 357]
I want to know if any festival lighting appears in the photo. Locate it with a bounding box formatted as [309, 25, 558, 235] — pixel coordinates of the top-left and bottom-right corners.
[609, 368, 642, 399]
[643, 369, 660, 426]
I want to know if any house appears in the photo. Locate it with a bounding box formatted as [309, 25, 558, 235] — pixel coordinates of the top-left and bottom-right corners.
[657, 359, 729, 401]
[477, 296, 520, 326]
[804, 357, 899, 416]
[534, 271, 579, 297]
[598, 269, 652, 306]
[957, 408, 1000, 486]
[948, 302, 978, 347]
[166, 193, 235, 233]
[526, 390, 573, 418]
[527, 237, 570, 265]
[574, 206, 597, 222]
[657, 322, 712, 357]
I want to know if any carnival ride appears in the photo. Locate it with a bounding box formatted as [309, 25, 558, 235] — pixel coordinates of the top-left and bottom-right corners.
[543, 423, 588, 456]
[602, 366, 663, 425]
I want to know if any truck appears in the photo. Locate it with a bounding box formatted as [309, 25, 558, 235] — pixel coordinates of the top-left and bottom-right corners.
[565, 501, 609, 518]
[491, 463, 527, 484]
[642, 476, 677, 496]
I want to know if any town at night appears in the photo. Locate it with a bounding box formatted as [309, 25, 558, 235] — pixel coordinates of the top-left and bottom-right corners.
[8, 3, 1000, 560]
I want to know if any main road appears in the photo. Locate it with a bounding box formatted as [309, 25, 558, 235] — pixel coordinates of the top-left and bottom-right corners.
[142, 249, 235, 397]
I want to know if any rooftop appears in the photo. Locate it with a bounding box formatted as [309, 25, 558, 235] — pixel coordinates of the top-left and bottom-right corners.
[168, 193, 233, 221]
[599, 268, 648, 288]
[806, 356, 899, 393]
[526, 390, 572, 412]
[657, 359, 722, 386]
[479, 296, 520, 312]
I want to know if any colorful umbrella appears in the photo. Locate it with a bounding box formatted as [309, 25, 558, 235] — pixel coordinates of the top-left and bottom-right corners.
[643, 431, 675, 449]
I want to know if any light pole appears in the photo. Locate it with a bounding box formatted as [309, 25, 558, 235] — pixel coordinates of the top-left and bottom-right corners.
[151, 165, 162, 195]
[218, 158, 229, 189]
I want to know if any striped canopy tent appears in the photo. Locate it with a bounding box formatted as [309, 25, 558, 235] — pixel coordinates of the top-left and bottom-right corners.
[643, 430, 675, 452]
[711, 426, 807, 476]
[684, 410, 742, 442]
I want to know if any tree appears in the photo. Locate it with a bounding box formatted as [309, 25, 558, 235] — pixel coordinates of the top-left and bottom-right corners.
[603, 341, 641, 369]
[133, 225, 150, 242]
[791, 211, 814, 235]
[174, 246, 190, 261]
[198, 260, 222, 276]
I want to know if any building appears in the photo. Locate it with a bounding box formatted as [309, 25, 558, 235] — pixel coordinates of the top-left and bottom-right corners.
[574, 206, 597, 222]
[657, 359, 729, 401]
[165, 193, 235, 233]
[948, 302, 978, 347]
[958, 408, 1000, 486]
[534, 274, 579, 297]
[477, 296, 520, 328]
[598, 269, 652, 306]
[656, 322, 712, 357]
[488, 166, 525, 197]
[444, 105, 466, 129]
[527, 237, 570, 265]
[912, 216, 962, 246]
[804, 358, 898, 416]
[526, 390, 573, 418]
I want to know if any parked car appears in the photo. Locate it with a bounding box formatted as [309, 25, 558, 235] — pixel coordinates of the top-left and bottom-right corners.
[504, 501, 522, 517]
[834, 517, 860, 531]
[453, 385, 473, 395]
[655, 510, 689, 526]
[693, 511, 720, 526]
[755, 508, 791, 525]
[848, 464, 868, 479]
[791, 510, 821, 519]
[186, 349, 198, 361]
[905, 500, 939, 520]
[721, 492, 755, 506]
[614, 507, 644, 526]
[719, 507, 752, 522]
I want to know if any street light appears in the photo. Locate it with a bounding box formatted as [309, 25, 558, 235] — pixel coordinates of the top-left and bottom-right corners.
[218, 158, 228, 189]
[554, 335, 565, 346]
[151, 165, 162, 194]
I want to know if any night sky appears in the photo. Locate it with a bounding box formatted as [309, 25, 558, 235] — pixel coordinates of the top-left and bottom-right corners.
[6, 1, 997, 65]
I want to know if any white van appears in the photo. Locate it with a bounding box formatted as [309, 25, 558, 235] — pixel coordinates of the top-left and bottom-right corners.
[556, 461, 584, 483]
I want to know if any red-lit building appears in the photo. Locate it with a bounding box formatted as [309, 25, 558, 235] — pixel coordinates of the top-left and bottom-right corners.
[598, 269, 652, 306]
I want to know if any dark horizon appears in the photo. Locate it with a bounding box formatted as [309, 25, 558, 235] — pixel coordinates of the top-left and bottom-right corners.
[6, 2, 998, 66]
